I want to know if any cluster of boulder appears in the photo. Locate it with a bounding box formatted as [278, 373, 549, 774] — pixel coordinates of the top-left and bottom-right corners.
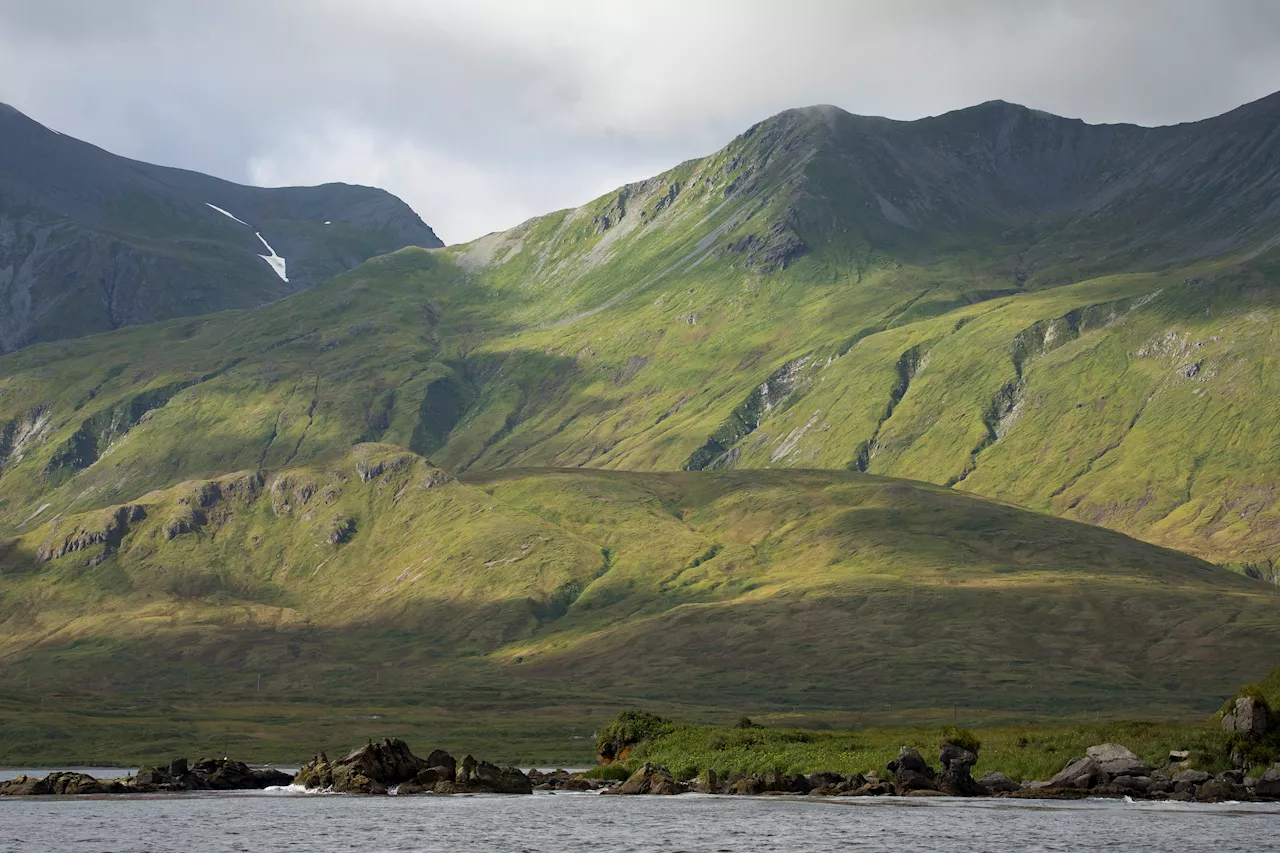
[294, 738, 533, 795]
[0, 758, 292, 796]
[1024, 743, 1280, 802]
[602, 741, 1280, 802]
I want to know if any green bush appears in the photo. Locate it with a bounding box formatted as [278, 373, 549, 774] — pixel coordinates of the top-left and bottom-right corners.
[940, 725, 982, 754]
[594, 710, 674, 763]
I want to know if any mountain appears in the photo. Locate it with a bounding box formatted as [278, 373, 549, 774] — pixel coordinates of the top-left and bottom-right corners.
[0, 102, 442, 352]
[2, 93, 1280, 755]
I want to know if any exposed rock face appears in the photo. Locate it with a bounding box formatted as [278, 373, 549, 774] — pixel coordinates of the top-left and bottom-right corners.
[1222, 696, 1269, 738]
[601, 763, 687, 795]
[887, 746, 937, 794]
[1085, 743, 1150, 778]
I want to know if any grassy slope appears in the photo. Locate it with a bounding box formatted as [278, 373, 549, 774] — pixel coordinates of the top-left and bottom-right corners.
[625, 719, 1238, 782]
[0, 455, 1276, 761]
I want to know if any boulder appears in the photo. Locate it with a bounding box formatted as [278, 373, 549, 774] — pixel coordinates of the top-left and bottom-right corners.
[725, 775, 763, 795]
[192, 758, 291, 790]
[1108, 775, 1151, 794]
[689, 769, 719, 794]
[471, 761, 533, 795]
[851, 774, 893, 796]
[977, 771, 1020, 794]
[1046, 756, 1103, 790]
[1197, 778, 1247, 802]
[1256, 765, 1280, 798]
[425, 750, 457, 781]
[938, 742, 981, 796]
[887, 746, 937, 794]
[602, 763, 687, 795]
[1085, 744, 1149, 778]
[1222, 696, 1269, 739]
[1172, 769, 1211, 795]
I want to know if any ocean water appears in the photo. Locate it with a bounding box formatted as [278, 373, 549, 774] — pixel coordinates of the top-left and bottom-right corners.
[2, 791, 1278, 853]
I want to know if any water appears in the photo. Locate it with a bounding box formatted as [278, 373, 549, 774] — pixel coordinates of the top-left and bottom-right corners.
[2, 792, 1278, 853]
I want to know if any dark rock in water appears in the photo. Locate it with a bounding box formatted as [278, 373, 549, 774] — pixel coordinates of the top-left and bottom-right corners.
[1085, 743, 1149, 778]
[1222, 697, 1268, 739]
[295, 738, 429, 793]
[887, 746, 937, 794]
[602, 763, 687, 795]
[471, 761, 533, 795]
[192, 758, 292, 791]
[938, 742, 980, 796]
[0, 758, 287, 796]
[977, 771, 1020, 794]
[2, 772, 124, 796]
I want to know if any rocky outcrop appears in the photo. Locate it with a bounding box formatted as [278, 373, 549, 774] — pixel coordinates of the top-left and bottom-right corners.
[600, 763, 687, 795]
[1222, 696, 1269, 738]
[294, 740, 531, 795]
[295, 738, 428, 793]
[937, 741, 981, 796]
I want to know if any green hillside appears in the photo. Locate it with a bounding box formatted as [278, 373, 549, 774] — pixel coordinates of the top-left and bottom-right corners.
[1, 95, 1280, 759]
[0, 453, 1275, 761]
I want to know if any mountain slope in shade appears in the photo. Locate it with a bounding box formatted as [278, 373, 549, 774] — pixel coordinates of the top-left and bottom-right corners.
[0, 102, 442, 352]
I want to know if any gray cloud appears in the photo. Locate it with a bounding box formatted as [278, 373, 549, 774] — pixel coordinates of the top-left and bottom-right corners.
[1, 0, 1278, 243]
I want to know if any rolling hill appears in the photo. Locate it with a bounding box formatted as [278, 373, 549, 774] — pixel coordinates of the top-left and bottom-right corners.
[0, 451, 1275, 761]
[1, 92, 1279, 758]
[0, 102, 442, 352]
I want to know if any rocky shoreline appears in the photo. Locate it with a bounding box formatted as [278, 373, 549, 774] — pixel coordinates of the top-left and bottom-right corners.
[2, 737, 1277, 803]
[0, 758, 292, 796]
[605, 741, 1280, 803]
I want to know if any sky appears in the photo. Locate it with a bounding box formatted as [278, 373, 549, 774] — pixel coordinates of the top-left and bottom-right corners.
[1, 0, 1278, 244]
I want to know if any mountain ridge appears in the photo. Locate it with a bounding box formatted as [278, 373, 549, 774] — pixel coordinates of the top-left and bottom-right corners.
[0, 103, 442, 352]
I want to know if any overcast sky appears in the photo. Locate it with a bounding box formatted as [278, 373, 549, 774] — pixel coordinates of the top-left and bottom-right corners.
[2, 0, 1278, 244]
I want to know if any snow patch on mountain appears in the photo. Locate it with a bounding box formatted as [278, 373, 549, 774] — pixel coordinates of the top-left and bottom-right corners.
[255, 232, 289, 282]
[206, 203, 251, 227]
